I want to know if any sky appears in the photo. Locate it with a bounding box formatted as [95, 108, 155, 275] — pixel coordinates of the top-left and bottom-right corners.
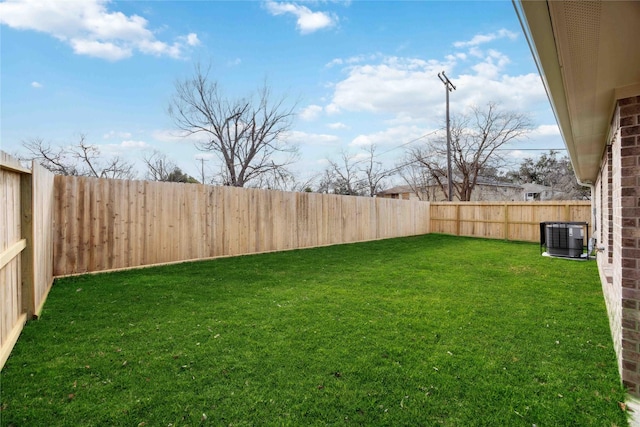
[0, 0, 565, 186]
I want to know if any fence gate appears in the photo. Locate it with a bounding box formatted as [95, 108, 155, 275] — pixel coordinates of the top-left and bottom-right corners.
[0, 151, 55, 369]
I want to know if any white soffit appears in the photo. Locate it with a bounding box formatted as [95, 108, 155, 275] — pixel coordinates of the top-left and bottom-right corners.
[518, 1, 640, 184]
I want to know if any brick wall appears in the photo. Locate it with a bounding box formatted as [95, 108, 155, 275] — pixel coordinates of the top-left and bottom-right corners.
[598, 144, 614, 262]
[596, 95, 640, 396]
[607, 145, 614, 264]
[596, 148, 621, 376]
[598, 106, 622, 379]
[618, 95, 640, 395]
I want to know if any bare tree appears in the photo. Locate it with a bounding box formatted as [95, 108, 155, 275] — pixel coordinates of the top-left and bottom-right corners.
[361, 144, 394, 197]
[398, 159, 437, 201]
[251, 168, 321, 192]
[316, 168, 337, 194]
[142, 150, 200, 183]
[319, 146, 395, 196]
[408, 102, 533, 201]
[252, 167, 294, 190]
[326, 150, 365, 196]
[168, 64, 298, 187]
[21, 135, 136, 179]
[143, 150, 178, 181]
[21, 137, 79, 175]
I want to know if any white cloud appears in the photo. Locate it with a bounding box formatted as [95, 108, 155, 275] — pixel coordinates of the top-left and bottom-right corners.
[468, 47, 484, 58]
[327, 122, 348, 130]
[0, 0, 200, 61]
[184, 33, 200, 46]
[325, 103, 341, 115]
[120, 140, 148, 149]
[350, 125, 429, 148]
[349, 151, 370, 162]
[325, 53, 382, 69]
[227, 58, 242, 67]
[264, 1, 337, 34]
[446, 53, 467, 62]
[194, 153, 217, 161]
[284, 130, 340, 146]
[452, 72, 547, 113]
[453, 29, 518, 48]
[70, 38, 131, 60]
[138, 39, 181, 58]
[471, 50, 510, 79]
[103, 139, 149, 153]
[325, 58, 344, 68]
[151, 129, 205, 144]
[324, 52, 547, 123]
[325, 56, 449, 116]
[300, 104, 323, 121]
[103, 130, 132, 139]
[532, 124, 561, 137]
[502, 124, 564, 160]
[30, 81, 43, 88]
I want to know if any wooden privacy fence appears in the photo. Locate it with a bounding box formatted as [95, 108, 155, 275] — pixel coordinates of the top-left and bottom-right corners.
[53, 176, 432, 276]
[50, 178, 592, 277]
[430, 201, 591, 242]
[0, 152, 54, 369]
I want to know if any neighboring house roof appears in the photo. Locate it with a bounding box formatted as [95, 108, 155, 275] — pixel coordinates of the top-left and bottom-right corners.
[377, 180, 566, 202]
[377, 185, 415, 195]
[515, 1, 640, 184]
[474, 177, 521, 189]
[521, 183, 552, 194]
[379, 180, 521, 196]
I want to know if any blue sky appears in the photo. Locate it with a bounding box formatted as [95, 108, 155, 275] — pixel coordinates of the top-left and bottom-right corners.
[0, 0, 563, 185]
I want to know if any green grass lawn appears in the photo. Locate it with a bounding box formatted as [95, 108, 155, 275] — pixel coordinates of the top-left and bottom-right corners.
[1, 234, 628, 426]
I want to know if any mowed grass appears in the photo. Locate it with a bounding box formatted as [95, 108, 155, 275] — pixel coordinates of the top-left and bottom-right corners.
[1, 234, 628, 426]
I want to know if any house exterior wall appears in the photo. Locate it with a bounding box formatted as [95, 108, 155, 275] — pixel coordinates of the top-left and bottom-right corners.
[596, 145, 613, 263]
[597, 108, 622, 378]
[597, 95, 640, 396]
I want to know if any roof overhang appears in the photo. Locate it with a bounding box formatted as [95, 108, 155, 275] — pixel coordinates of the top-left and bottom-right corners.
[514, 0, 640, 185]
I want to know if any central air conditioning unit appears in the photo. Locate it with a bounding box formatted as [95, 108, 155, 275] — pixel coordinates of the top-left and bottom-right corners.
[539, 221, 588, 260]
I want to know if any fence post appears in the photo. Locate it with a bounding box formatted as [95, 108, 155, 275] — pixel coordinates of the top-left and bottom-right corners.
[20, 164, 35, 319]
[503, 203, 509, 240]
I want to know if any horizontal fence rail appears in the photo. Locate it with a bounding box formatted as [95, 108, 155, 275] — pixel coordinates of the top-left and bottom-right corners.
[430, 201, 591, 242]
[53, 176, 432, 276]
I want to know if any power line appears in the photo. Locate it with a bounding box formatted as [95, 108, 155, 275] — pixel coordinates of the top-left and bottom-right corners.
[343, 129, 441, 167]
[495, 148, 567, 151]
[374, 129, 441, 157]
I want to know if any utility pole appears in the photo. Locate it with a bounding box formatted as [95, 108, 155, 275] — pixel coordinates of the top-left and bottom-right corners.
[438, 71, 456, 201]
[198, 158, 208, 184]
